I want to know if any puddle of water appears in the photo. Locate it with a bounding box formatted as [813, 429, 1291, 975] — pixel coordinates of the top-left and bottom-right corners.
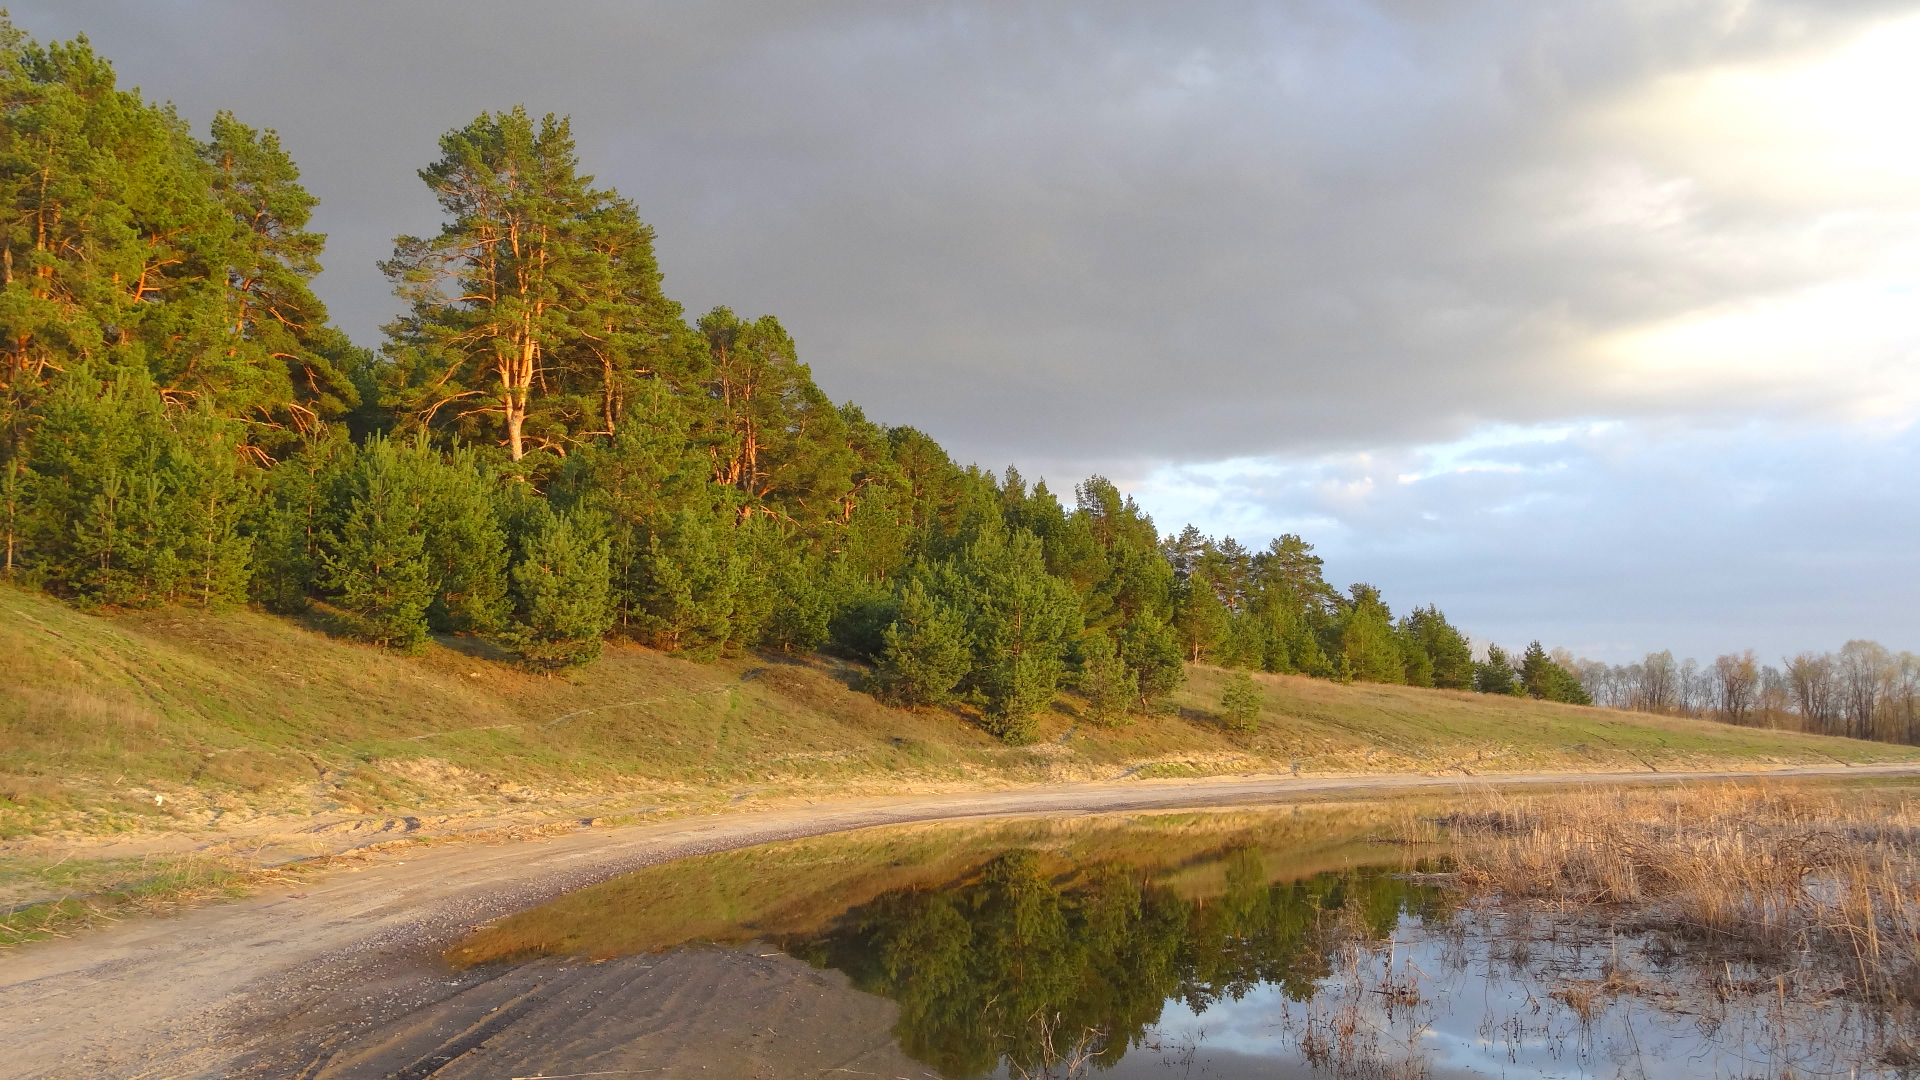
[369, 804, 1909, 1079]
[446, 804, 1407, 968]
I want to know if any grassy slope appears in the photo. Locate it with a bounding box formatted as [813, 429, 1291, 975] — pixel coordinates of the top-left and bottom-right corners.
[1, 584, 1912, 837]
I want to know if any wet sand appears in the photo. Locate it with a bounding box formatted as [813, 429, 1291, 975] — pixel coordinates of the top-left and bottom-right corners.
[240, 947, 928, 1080]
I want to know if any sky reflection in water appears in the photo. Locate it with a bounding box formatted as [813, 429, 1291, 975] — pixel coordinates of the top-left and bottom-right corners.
[1120, 931, 1868, 1080]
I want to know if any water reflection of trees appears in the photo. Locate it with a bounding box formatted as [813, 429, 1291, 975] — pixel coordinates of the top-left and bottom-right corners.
[784, 848, 1452, 1079]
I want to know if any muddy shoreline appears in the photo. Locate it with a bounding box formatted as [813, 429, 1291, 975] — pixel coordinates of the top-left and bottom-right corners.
[6, 764, 1919, 1080]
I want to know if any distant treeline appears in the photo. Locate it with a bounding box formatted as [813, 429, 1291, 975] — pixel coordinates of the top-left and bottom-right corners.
[0, 23, 1593, 741]
[1573, 644, 1920, 746]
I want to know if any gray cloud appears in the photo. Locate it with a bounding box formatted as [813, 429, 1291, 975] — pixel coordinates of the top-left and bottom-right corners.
[18, 0, 1914, 465]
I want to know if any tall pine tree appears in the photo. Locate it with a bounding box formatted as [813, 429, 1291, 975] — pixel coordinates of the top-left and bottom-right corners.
[383, 107, 659, 462]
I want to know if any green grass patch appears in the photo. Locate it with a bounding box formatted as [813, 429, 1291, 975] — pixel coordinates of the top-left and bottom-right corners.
[1, 583, 1914, 837]
[0, 851, 283, 947]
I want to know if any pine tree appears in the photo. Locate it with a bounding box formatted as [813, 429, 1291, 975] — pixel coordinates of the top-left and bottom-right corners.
[1518, 640, 1553, 699]
[1220, 672, 1263, 733]
[697, 307, 855, 521]
[508, 507, 613, 669]
[825, 563, 902, 660]
[202, 110, 358, 436]
[0, 457, 25, 582]
[416, 442, 509, 633]
[720, 515, 780, 648]
[835, 447, 916, 581]
[959, 528, 1083, 743]
[1340, 584, 1405, 684]
[630, 508, 740, 655]
[1120, 615, 1186, 708]
[251, 433, 349, 612]
[1254, 605, 1295, 674]
[169, 412, 257, 609]
[0, 24, 351, 447]
[558, 194, 690, 443]
[24, 369, 258, 607]
[1252, 534, 1340, 615]
[1073, 476, 1172, 630]
[319, 437, 433, 650]
[1255, 599, 1329, 676]
[1398, 622, 1435, 687]
[0, 21, 382, 618]
[557, 385, 703, 631]
[1520, 640, 1593, 705]
[1074, 631, 1136, 725]
[760, 553, 835, 653]
[1403, 605, 1474, 690]
[1474, 645, 1521, 696]
[1552, 651, 1595, 706]
[875, 577, 972, 706]
[383, 107, 640, 461]
[251, 498, 313, 613]
[1173, 572, 1232, 662]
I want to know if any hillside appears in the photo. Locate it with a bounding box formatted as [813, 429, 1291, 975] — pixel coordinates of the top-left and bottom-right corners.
[3, 585, 1911, 841]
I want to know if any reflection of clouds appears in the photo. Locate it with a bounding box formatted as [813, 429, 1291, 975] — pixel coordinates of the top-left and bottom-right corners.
[1141, 986, 1291, 1058]
[1131, 932, 1887, 1080]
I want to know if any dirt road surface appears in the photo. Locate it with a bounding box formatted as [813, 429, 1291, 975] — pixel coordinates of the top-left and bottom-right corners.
[5, 763, 1916, 1080]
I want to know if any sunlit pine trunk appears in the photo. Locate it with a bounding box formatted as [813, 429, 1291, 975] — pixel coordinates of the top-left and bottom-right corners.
[501, 334, 537, 462]
[498, 215, 546, 463]
[601, 345, 618, 434]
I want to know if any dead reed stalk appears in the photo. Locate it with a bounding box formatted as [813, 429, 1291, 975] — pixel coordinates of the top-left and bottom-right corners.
[1446, 783, 1920, 1006]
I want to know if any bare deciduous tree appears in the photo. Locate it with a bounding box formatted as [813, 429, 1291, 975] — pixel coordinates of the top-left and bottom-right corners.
[1838, 640, 1893, 741]
[1890, 654, 1920, 745]
[1759, 664, 1792, 728]
[1677, 656, 1708, 717]
[1712, 650, 1759, 726]
[1567, 645, 1917, 746]
[1635, 651, 1677, 714]
[1786, 652, 1840, 736]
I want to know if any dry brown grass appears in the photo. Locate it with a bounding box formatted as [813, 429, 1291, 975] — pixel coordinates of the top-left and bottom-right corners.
[1447, 782, 1920, 1006]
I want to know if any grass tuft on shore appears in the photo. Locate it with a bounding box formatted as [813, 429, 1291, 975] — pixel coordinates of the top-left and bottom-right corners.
[0, 850, 296, 947]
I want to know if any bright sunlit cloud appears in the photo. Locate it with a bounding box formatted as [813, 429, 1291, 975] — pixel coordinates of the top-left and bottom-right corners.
[1597, 15, 1920, 200]
[1561, 14, 1920, 423]
[1588, 278, 1920, 417]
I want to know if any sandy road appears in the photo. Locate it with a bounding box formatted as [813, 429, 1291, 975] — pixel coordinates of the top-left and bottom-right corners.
[4, 763, 1917, 1080]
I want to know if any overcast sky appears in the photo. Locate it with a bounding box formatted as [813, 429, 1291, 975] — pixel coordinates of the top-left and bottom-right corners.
[17, 0, 1918, 662]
